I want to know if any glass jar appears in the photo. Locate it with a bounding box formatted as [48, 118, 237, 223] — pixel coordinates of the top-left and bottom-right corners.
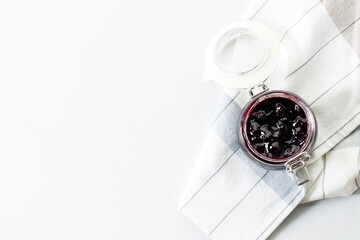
[203, 21, 317, 185]
[238, 86, 316, 185]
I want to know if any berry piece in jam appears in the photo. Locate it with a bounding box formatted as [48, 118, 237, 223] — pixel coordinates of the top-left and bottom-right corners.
[275, 103, 286, 117]
[269, 141, 283, 156]
[254, 143, 265, 152]
[284, 145, 300, 157]
[251, 110, 267, 122]
[293, 116, 307, 128]
[272, 128, 282, 139]
[249, 119, 260, 135]
[259, 124, 272, 141]
[246, 97, 308, 159]
[294, 104, 301, 114]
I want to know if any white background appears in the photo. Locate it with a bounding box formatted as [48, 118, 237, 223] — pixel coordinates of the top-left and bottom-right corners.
[0, 0, 359, 239]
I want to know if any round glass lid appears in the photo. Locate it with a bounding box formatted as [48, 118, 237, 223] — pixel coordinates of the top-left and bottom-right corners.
[203, 21, 280, 89]
[214, 27, 269, 76]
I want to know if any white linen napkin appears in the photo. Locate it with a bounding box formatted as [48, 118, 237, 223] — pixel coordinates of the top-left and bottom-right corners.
[180, 0, 360, 239]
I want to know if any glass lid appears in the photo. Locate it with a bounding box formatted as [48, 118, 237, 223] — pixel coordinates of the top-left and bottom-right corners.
[214, 27, 269, 76]
[203, 21, 280, 89]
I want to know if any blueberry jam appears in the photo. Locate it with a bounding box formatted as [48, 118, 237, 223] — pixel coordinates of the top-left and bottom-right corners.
[246, 97, 308, 159]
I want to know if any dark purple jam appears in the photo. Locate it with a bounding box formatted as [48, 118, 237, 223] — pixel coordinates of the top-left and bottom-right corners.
[246, 97, 308, 159]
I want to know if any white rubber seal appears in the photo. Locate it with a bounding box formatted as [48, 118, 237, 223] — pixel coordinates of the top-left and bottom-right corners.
[203, 21, 280, 89]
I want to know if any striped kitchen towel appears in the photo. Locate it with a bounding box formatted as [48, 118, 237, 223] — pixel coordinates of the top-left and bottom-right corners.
[180, 0, 360, 239]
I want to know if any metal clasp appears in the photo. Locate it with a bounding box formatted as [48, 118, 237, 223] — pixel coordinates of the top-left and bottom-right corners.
[285, 152, 311, 186]
[249, 82, 269, 99]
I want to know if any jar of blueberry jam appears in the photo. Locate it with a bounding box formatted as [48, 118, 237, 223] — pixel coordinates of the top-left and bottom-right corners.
[203, 21, 317, 185]
[238, 85, 316, 185]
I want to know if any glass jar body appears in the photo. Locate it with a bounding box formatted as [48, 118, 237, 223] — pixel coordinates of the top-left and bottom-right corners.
[238, 90, 317, 171]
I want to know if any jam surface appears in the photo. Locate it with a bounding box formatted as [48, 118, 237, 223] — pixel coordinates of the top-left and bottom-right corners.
[246, 97, 308, 159]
